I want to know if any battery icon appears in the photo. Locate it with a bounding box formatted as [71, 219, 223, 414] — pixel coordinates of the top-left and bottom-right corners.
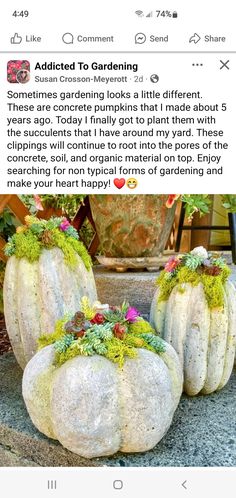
[172, 11, 178, 18]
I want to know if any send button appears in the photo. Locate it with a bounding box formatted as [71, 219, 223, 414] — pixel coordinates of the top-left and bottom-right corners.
[150, 35, 169, 43]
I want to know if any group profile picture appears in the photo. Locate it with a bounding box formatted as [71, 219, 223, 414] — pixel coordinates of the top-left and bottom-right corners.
[7, 60, 30, 84]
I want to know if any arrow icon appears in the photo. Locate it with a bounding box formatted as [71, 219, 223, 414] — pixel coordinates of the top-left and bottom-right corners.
[182, 480, 187, 490]
[189, 33, 201, 44]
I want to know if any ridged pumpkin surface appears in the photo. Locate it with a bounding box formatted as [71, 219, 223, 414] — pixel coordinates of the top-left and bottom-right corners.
[4, 247, 97, 368]
[22, 343, 182, 458]
[150, 282, 236, 395]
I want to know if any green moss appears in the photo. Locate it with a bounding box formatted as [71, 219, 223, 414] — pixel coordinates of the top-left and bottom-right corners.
[54, 340, 83, 366]
[36, 366, 55, 405]
[5, 216, 92, 270]
[157, 265, 229, 310]
[38, 317, 69, 349]
[50, 230, 78, 267]
[221, 265, 231, 283]
[157, 267, 199, 302]
[123, 334, 146, 348]
[38, 312, 167, 368]
[177, 267, 201, 285]
[129, 319, 155, 335]
[104, 337, 138, 367]
[13, 231, 42, 262]
[51, 230, 91, 270]
[177, 284, 186, 294]
[66, 236, 92, 271]
[54, 335, 143, 368]
[34, 366, 56, 438]
[201, 274, 226, 309]
[160, 351, 181, 395]
[51, 327, 168, 368]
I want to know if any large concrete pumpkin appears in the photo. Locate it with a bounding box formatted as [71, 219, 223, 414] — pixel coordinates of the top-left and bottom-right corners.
[3, 217, 97, 368]
[22, 343, 182, 459]
[150, 248, 236, 396]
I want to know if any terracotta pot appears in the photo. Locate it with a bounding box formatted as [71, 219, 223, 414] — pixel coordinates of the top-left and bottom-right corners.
[89, 195, 176, 258]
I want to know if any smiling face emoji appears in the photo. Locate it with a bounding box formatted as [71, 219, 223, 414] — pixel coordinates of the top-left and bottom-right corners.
[126, 178, 138, 189]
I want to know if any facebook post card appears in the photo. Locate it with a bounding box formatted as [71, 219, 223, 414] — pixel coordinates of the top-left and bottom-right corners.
[0, 1, 235, 497]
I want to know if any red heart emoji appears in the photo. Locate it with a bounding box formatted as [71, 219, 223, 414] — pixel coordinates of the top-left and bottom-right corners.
[114, 178, 125, 189]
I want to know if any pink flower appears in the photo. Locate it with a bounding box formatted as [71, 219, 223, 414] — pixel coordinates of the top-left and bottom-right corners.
[164, 256, 180, 273]
[33, 195, 44, 211]
[60, 218, 71, 231]
[125, 307, 140, 323]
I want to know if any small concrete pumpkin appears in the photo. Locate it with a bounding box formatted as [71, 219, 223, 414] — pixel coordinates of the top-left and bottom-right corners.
[150, 247, 236, 396]
[22, 305, 182, 459]
[3, 216, 97, 368]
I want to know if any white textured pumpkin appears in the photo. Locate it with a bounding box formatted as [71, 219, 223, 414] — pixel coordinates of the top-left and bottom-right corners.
[22, 343, 183, 458]
[150, 281, 236, 396]
[4, 247, 97, 369]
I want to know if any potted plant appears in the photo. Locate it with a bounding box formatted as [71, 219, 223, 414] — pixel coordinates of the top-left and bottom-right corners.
[23, 299, 182, 458]
[150, 246, 236, 395]
[21, 194, 86, 220]
[89, 194, 211, 270]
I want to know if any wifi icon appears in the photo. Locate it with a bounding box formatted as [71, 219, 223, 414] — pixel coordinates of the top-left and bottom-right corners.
[135, 10, 144, 17]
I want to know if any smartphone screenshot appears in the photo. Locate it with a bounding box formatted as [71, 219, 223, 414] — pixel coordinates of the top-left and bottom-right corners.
[0, 1, 235, 496]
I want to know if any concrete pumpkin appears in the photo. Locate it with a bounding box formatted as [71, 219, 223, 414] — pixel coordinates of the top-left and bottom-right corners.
[22, 343, 182, 459]
[150, 248, 236, 396]
[3, 217, 97, 368]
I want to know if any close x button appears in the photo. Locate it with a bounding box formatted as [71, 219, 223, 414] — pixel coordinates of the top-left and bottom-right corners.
[220, 60, 230, 69]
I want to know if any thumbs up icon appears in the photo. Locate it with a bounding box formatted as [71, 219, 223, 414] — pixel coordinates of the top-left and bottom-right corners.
[10, 33, 23, 44]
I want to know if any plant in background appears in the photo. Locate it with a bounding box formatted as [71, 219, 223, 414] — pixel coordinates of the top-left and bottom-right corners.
[167, 194, 236, 219]
[38, 297, 166, 368]
[0, 210, 17, 314]
[0, 209, 17, 241]
[21, 194, 86, 219]
[166, 194, 212, 219]
[221, 195, 236, 213]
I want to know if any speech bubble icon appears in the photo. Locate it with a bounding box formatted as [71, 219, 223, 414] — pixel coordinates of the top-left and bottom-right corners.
[62, 32, 74, 44]
[135, 32, 146, 44]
